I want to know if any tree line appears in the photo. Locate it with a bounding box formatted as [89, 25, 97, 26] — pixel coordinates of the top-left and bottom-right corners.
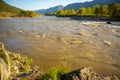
[17, 10, 40, 17]
[45, 3, 120, 18]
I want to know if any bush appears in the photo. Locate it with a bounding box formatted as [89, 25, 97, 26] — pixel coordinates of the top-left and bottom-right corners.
[23, 57, 32, 65]
[15, 54, 21, 61]
[37, 65, 68, 80]
[17, 10, 40, 17]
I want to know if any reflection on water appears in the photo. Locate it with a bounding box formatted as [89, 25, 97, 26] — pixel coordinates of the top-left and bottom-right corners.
[0, 16, 120, 77]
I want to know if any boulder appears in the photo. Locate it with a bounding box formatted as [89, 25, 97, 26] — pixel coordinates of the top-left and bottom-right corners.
[106, 21, 112, 24]
[0, 42, 10, 80]
[60, 67, 119, 80]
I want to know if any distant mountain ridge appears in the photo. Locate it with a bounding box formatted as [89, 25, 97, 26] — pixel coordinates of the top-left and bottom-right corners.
[35, 0, 120, 14]
[35, 5, 64, 14]
[64, 0, 120, 10]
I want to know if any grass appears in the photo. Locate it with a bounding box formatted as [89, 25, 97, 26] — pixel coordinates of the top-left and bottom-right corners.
[0, 12, 15, 17]
[22, 57, 32, 71]
[15, 54, 21, 61]
[37, 65, 68, 80]
[23, 57, 32, 65]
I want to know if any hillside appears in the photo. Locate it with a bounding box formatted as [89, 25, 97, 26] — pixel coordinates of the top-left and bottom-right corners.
[35, 5, 64, 14]
[64, 0, 120, 10]
[0, 0, 22, 17]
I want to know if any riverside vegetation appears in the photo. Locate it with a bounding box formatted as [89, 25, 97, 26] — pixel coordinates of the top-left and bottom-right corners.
[45, 3, 120, 18]
[0, 42, 119, 80]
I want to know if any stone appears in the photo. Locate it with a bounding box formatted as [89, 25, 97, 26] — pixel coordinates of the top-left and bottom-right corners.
[72, 41, 87, 44]
[106, 21, 112, 24]
[0, 42, 10, 80]
[49, 37, 56, 40]
[104, 40, 111, 46]
[19, 30, 23, 33]
[0, 42, 4, 50]
[13, 70, 40, 80]
[12, 60, 24, 72]
[14, 66, 19, 74]
[58, 38, 68, 44]
[80, 67, 101, 80]
[60, 67, 119, 80]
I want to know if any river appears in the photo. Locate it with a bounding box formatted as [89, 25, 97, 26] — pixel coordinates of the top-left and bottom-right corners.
[0, 16, 120, 77]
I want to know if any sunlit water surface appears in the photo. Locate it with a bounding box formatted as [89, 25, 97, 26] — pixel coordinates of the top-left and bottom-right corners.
[0, 16, 120, 77]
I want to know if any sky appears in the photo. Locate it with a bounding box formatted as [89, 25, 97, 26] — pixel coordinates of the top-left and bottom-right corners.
[4, 0, 93, 10]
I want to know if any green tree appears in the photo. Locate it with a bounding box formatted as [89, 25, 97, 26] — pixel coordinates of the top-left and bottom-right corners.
[68, 9, 76, 16]
[77, 7, 86, 16]
[18, 10, 40, 17]
[56, 10, 65, 16]
[93, 4, 101, 17]
[86, 7, 92, 15]
[99, 5, 109, 16]
[108, 3, 120, 17]
[54, 3, 120, 18]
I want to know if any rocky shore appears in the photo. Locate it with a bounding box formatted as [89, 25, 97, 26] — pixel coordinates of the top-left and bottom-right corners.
[0, 42, 39, 80]
[0, 42, 119, 80]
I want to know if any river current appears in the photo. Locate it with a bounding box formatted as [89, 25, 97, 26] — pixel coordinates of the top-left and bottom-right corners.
[0, 16, 120, 77]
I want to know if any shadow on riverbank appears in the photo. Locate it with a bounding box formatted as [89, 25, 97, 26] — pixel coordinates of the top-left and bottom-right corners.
[70, 17, 120, 21]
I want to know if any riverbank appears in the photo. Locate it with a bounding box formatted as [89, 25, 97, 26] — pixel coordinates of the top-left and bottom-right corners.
[70, 16, 120, 21]
[0, 42, 119, 80]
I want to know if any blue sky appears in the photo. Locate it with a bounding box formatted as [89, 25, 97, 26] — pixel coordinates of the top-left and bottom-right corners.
[4, 0, 93, 10]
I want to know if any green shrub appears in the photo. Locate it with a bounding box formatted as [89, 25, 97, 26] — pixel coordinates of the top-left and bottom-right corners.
[15, 54, 21, 61]
[23, 57, 32, 65]
[37, 65, 68, 80]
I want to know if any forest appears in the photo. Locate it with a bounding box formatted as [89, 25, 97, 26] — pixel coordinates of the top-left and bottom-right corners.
[45, 3, 120, 18]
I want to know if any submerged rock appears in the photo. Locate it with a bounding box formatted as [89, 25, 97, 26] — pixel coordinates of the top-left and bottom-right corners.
[41, 33, 46, 38]
[34, 34, 41, 39]
[104, 40, 111, 46]
[58, 37, 68, 44]
[19, 30, 23, 33]
[106, 21, 112, 24]
[72, 41, 87, 44]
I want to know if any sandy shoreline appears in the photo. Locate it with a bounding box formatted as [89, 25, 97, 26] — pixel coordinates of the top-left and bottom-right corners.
[0, 17, 120, 77]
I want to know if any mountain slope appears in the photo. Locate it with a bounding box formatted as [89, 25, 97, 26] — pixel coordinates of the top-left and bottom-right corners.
[0, 0, 22, 16]
[64, 0, 120, 10]
[35, 5, 64, 14]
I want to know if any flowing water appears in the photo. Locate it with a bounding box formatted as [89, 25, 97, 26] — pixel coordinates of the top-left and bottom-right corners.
[0, 16, 120, 77]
